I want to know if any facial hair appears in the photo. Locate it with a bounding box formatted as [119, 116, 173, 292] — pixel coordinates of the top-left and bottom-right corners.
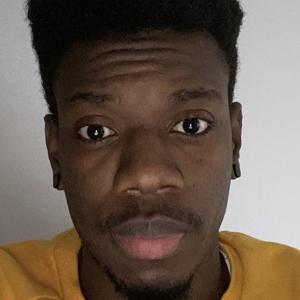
[105, 265, 194, 300]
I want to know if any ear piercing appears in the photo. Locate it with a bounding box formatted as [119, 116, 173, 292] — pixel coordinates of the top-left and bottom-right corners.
[233, 162, 241, 179]
[53, 173, 61, 190]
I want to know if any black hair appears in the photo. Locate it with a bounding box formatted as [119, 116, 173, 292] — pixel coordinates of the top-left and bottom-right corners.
[26, 0, 244, 116]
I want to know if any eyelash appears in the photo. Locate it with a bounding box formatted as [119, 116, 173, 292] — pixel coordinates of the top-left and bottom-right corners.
[77, 116, 214, 144]
[171, 117, 214, 138]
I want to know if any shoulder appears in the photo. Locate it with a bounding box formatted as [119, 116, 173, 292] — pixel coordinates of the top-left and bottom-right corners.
[219, 231, 300, 300]
[220, 231, 300, 299]
[220, 231, 300, 265]
[0, 228, 76, 300]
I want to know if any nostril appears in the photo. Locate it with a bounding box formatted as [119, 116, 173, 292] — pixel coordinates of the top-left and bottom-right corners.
[126, 188, 141, 196]
[126, 186, 177, 196]
[157, 186, 177, 194]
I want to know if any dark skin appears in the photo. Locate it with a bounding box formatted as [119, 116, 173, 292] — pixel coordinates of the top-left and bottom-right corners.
[45, 30, 242, 299]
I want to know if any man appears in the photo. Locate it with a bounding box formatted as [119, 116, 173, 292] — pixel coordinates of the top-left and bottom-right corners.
[0, 0, 299, 299]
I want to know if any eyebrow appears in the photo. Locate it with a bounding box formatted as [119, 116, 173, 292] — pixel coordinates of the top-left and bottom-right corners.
[64, 87, 222, 106]
[170, 88, 222, 104]
[65, 92, 115, 105]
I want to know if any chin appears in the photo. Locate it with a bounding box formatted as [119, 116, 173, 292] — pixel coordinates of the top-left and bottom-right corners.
[104, 264, 194, 300]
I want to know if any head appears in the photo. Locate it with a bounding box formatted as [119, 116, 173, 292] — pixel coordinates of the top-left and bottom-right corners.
[27, 0, 243, 299]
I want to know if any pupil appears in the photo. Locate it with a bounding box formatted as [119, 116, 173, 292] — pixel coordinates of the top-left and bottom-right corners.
[183, 118, 200, 134]
[88, 125, 104, 140]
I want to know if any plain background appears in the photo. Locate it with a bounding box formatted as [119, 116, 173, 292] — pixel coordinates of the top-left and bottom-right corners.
[0, 1, 299, 248]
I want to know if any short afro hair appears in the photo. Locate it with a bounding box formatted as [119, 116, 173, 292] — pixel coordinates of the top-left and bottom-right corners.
[27, 0, 244, 117]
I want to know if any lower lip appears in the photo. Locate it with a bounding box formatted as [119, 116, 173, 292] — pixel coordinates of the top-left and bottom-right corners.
[113, 233, 184, 260]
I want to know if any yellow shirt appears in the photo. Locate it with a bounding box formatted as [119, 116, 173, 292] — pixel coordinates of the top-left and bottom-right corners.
[0, 228, 299, 299]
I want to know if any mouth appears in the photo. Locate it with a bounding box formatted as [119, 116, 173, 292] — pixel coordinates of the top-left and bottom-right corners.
[110, 215, 190, 260]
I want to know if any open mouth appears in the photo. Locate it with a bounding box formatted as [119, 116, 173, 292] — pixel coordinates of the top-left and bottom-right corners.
[111, 215, 190, 260]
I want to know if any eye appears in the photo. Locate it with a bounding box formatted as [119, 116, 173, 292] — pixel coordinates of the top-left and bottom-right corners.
[172, 118, 210, 136]
[78, 124, 115, 141]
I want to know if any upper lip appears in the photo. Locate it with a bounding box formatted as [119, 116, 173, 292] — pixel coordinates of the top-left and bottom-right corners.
[111, 215, 191, 237]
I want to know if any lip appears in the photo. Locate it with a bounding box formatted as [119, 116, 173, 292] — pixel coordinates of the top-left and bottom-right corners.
[113, 233, 185, 260]
[110, 215, 189, 260]
[111, 215, 191, 237]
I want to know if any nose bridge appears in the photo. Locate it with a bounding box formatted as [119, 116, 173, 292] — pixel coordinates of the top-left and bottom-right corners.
[113, 128, 184, 195]
[127, 127, 165, 162]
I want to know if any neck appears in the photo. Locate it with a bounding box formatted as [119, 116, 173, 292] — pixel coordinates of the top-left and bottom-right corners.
[78, 242, 230, 300]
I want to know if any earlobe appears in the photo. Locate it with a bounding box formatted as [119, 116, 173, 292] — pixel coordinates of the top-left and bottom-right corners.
[44, 114, 64, 190]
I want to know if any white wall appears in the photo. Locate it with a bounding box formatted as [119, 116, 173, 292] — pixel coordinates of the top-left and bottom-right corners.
[0, 1, 299, 248]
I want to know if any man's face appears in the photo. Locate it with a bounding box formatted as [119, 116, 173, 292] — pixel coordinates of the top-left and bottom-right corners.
[46, 30, 242, 292]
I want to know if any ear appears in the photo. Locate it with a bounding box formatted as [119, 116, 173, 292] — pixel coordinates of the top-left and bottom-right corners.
[230, 102, 243, 164]
[44, 114, 64, 190]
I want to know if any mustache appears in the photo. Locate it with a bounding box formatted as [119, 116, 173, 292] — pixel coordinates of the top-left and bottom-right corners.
[97, 200, 204, 233]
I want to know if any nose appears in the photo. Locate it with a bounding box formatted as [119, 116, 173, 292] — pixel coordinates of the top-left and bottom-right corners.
[113, 130, 184, 196]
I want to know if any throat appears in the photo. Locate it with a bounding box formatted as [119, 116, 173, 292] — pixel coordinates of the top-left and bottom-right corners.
[219, 251, 231, 297]
[184, 249, 231, 300]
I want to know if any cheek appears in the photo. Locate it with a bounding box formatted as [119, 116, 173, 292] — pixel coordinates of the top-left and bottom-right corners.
[59, 136, 121, 223]
[180, 124, 232, 186]
[178, 127, 232, 228]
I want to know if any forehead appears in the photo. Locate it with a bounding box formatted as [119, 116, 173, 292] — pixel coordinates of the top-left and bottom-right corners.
[54, 30, 229, 106]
